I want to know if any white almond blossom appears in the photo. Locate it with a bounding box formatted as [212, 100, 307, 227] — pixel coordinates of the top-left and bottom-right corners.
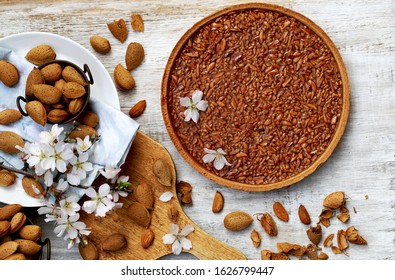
[54, 213, 91, 240]
[59, 195, 81, 216]
[99, 165, 121, 180]
[67, 152, 93, 186]
[111, 175, 130, 203]
[159, 191, 174, 202]
[203, 148, 231, 170]
[82, 184, 116, 217]
[163, 223, 194, 255]
[76, 136, 92, 154]
[180, 90, 208, 123]
[39, 124, 64, 145]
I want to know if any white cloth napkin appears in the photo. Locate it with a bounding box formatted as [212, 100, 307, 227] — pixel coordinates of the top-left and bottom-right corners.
[0, 46, 139, 187]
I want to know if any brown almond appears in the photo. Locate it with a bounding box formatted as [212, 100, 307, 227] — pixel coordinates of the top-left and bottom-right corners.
[258, 212, 277, 236]
[54, 78, 66, 92]
[323, 233, 334, 247]
[128, 100, 146, 118]
[346, 226, 367, 245]
[33, 84, 62, 105]
[68, 124, 98, 140]
[62, 66, 88, 86]
[125, 42, 144, 71]
[62, 82, 86, 99]
[0, 131, 25, 154]
[277, 242, 306, 256]
[9, 212, 27, 234]
[102, 233, 127, 252]
[47, 109, 70, 123]
[25, 68, 45, 98]
[224, 211, 253, 231]
[212, 191, 224, 213]
[152, 158, 173, 187]
[331, 246, 342, 254]
[26, 100, 47, 126]
[0, 221, 11, 237]
[0, 241, 18, 260]
[134, 183, 154, 210]
[0, 60, 20, 87]
[126, 202, 151, 227]
[68, 97, 85, 115]
[90, 35, 111, 54]
[167, 206, 179, 222]
[306, 224, 322, 245]
[250, 229, 261, 247]
[298, 204, 311, 225]
[25, 45, 56, 65]
[0, 204, 22, 220]
[77, 111, 99, 127]
[176, 181, 193, 205]
[141, 228, 155, 249]
[0, 109, 23, 125]
[79, 239, 99, 260]
[21, 176, 44, 198]
[114, 64, 135, 91]
[18, 225, 42, 241]
[0, 170, 17, 187]
[306, 247, 319, 260]
[4, 253, 26, 260]
[107, 19, 128, 43]
[318, 252, 329, 260]
[273, 201, 289, 222]
[131, 13, 144, 32]
[41, 63, 62, 82]
[14, 239, 41, 256]
[337, 229, 349, 251]
[323, 191, 346, 209]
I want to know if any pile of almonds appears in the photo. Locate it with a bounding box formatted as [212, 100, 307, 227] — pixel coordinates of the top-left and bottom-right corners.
[220, 191, 368, 260]
[0, 204, 43, 260]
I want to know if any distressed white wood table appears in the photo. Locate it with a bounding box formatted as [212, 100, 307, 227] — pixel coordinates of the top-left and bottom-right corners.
[0, 0, 394, 260]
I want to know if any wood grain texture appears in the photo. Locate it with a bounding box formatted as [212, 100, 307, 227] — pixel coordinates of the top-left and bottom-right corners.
[0, 0, 394, 260]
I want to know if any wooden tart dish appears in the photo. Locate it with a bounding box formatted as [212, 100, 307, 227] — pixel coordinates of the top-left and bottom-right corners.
[161, 3, 350, 192]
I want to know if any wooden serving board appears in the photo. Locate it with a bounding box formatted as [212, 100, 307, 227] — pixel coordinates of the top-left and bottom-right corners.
[79, 131, 246, 260]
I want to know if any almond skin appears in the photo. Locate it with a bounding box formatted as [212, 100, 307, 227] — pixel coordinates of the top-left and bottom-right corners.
[33, 84, 62, 105]
[107, 19, 128, 43]
[41, 63, 62, 82]
[0, 204, 22, 221]
[224, 211, 253, 231]
[102, 233, 127, 252]
[9, 212, 27, 234]
[212, 191, 224, 213]
[0, 109, 23, 125]
[141, 228, 155, 249]
[68, 97, 85, 115]
[0, 60, 20, 87]
[323, 191, 346, 209]
[273, 201, 289, 222]
[26, 100, 47, 126]
[306, 224, 322, 245]
[259, 212, 278, 236]
[18, 225, 42, 242]
[0, 241, 18, 260]
[0, 221, 11, 237]
[127, 202, 151, 228]
[250, 229, 261, 247]
[152, 159, 172, 187]
[0, 131, 25, 154]
[90, 35, 111, 54]
[25, 45, 56, 65]
[134, 183, 154, 210]
[298, 204, 311, 225]
[25, 68, 45, 98]
[114, 64, 135, 91]
[79, 239, 99, 260]
[21, 176, 44, 198]
[62, 82, 86, 99]
[129, 100, 146, 118]
[346, 226, 368, 245]
[277, 242, 306, 257]
[14, 239, 41, 256]
[125, 42, 144, 70]
[68, 124, 98, 140]
[62, 66, 88, 86]
[131, 14, 144, 32]
[47, 109, 70, 123]
[0, 170, 17, 187]
[77, 111, 99, 127]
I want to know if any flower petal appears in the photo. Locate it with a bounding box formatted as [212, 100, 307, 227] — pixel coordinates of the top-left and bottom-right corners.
[180, 97, 191, 107]
[169, 223, 179, 235]
[184, 108, 193, 122]
[84, 187, 97, 199]
[203, 153, 216, 163]
[180, 224, 194, 236]
[213, 157, 226, 170]
[191, 109, 200, 123]
[99, 184, 110, 196]
[159, 191, 174, 202]
[172, 240, 183, 255]
[163, 233, 176, 245]
[82, 200, 97, 214]
[192, 90, 203, 103]
[180, 237, 192, 250]
[204, 148, 215, 154]
[196, 100, 208, 111]
[216, 148, 227, 155]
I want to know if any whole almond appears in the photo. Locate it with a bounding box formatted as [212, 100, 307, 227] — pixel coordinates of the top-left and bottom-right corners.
[306, 224, 322, 245]
[250, 229, 261, 247]
[90, 35, 111, 54]
[41, 63, 62, 82]
[107, 19, 128, 43]
[0, 241, 18, 260]
[18, 225, 42, 241]
[25, 45, 56, 65]
[0, 131, 25, 154]
[62, 82, 86, 99]
[273, 201, 289, 222]
[298, 204, 311, 225]
[68, 124, 98, 140]
[134, 183, 154, 210]
[0, 221, 11, 237]
[152, 158, 172, 187]
[62, 66, 88, 86]
[259, 212, 278, 236]
[0, 60, 20, 87]
[323, 191, 346, 209]
[9, 212, 27, 234]
[0, 170, 17, 187]
[0, 204, 22, 220]
[33, 84, 62, 105]
[212, 191, 224, 213]
[125, 42, 144, 70]
[26, 100, 47, 126]
[54, 78, 67, 92]
[21, 176, 44, 198]
[68, 97, 85, 115]
[47, 109, 70, 123]
[127, 202, 151, 228]
[223, 211, 253, 231]
[4, 253, 26, 260]
[77, 111, 99, 127]
[25, 68, 45, 98]
[102, 233, 127, 252]
[114, 64, 135, 91]
[131, 14, 144, 32]
[79, 239, 99, 260]
[141, 228, 155, 249]
[0, 109, 23, 125]
[129, 100, 146, 118]
[14, 239, 41, 256]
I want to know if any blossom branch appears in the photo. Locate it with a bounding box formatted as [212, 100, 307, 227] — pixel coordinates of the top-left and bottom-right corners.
[0, 162, 35, 178]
